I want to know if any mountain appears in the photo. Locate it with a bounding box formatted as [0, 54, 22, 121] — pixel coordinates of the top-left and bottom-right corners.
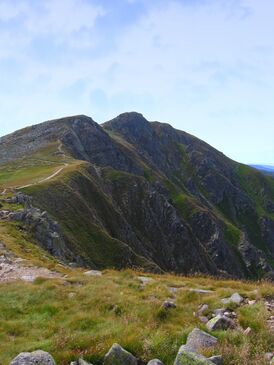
[251, 164, 274, 176]
[0, 112, 274, 279]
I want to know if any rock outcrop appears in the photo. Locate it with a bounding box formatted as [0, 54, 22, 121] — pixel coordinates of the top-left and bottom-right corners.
[10, 350, 56, 365]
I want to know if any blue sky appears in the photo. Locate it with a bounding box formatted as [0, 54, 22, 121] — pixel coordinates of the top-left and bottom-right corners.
[0, 0, 273, 164]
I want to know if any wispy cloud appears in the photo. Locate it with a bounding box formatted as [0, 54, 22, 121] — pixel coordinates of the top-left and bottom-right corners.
[0, 0, 274, 164]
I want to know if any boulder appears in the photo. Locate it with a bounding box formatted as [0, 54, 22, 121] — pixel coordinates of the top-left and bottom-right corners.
[162, 300, 176, 309]
[243, 327, 252, 336]
[206, 315, 235, 331]
[10, 350, 56, 365]
[197, 304, 209, 316]
[71, 359, 92, 365]
[199, 316, 209, 324]
[186, 328, 218, 351]
[84, 270, 102, 277]
[147, 360, 164, 365]
[221, 293, 244, 305]
[207, 356, 223, 365]
[174, 345, 214, 365]
[104, 343, 138, 365]
[138, 276, 154, 285]
[189, 289, 213, 295]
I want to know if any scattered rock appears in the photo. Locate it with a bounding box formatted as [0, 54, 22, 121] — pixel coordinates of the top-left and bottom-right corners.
[71, 359, 92, 365]
[186, 328, 218, 351]
[138, 276, 154, 285]
[162, 300, 176, 309]
[248, 300, 256, 305]
[189, 289, 214, 295]
[221, 293, 244, 305]
[167, 286, 182, 294]
[243, 327, 252, 336]
[197, 304, 209, 316]
[206, 315, 235, 331]
[213, 308, 225, 316]
[174, 345, 215, 365]
[10, 350, 56, 365]
[207, 355, 223, 365]
[147, 359, 164, 365]
[84, 270, 102, 277]
[199, 316, 209, 324]
[265, 352, 273, 361]
[104, 343, 138, 365]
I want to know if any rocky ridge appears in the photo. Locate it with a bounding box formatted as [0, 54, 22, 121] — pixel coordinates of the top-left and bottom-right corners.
[0, 113, 274, 278]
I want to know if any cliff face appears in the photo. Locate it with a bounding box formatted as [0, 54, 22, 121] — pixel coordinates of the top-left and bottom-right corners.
[1, 113, 274, 278]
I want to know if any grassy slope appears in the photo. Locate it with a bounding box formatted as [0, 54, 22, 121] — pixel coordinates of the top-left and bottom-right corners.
[0, 143, 74, 190]
[0, 268, 273, 365]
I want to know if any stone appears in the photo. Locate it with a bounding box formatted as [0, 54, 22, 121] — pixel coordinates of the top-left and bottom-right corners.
[206, 315, 235, 331]
[104, 343, 138, 365]
[222, 293, 244, 306]
[199, 316, 209, 324]
[265, 353, 273, 361]
[71, 360, 92, 365]
[162, 300, 176, 309]
[213, 308, 225, 316]
[186, 328, 218, 351]
[230, 293, 244, 304]
[10, 350, 56, 365]
[207, 356, 223, 365]
[248, 300, 256, 305]
[138, 276, 154, 285]
[147, 360, 164, 365]
[84, 270, 102, 277]
[189, 289, 214, 295]
[197, 304, 209, 316]
[243, 327, 252, 336]
[174, 345, 215, 365]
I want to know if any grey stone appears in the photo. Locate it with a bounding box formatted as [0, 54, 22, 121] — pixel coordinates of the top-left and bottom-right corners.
[222, 293, 244, 305]
[70, 359, 92, 365]
[147, 360, 164, 365]
[199, 316, 209, 323]
[10, 350, 56, 365]
[197, 304, 209, 316]
[84, 270, 102, 277]
[190, 289, 213, 295]
[138, 276, 154, 285]
[207, 356, 223, 365]
[206, 315, 235, 331]
[213, 308, 225, 316]
[104, 343, 138, 365]
[186, 328, 218, 351]
[174, 345, 214, 365]
[162, 300, 176, 309]
[230, 293, 244, 304]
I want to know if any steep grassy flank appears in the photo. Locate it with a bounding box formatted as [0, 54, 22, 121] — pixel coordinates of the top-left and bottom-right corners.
[23, 164, 157, 271]
[0, 269, 273, 365]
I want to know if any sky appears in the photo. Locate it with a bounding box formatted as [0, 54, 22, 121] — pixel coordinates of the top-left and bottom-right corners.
[0, 0, 273, 164]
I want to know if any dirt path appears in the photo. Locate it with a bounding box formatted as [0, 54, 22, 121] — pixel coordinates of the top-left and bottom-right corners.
[1, 142, 69, 192]
[16, 163, 68, 190]
[0, 243, 62, 283]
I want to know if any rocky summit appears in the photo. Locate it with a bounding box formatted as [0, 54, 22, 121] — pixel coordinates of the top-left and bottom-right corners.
[0, 112, 274, 279]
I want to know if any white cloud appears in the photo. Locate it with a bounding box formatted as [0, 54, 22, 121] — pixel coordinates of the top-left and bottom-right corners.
[0, 0, 274, 163]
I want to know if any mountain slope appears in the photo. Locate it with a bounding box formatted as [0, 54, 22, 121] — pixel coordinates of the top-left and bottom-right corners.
[0, 113, 274, 279]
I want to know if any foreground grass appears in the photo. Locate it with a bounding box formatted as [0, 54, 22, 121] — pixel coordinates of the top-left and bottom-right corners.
[0, 269, 273, 365]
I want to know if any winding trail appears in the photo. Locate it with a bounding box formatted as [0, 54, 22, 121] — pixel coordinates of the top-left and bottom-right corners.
[1, 141, 69, 192]
[16, 163, 68, 190]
